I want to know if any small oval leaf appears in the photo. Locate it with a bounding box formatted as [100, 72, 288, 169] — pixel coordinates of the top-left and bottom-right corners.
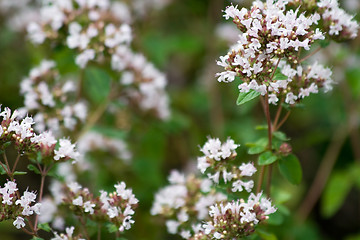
[258, 151, 278, 165]
[278, 154, 302, 185]
[273, 131, 289, 141]
[237, 90, 260, 105]
[27, 164, 41, 174]
[273, 72, 288, 80]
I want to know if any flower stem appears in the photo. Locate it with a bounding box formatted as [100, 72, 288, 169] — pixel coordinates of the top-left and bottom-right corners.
[266, 165, 273, 197]
[299, 46, 322, 63]
[274, 110, 291, 132]
[79, 215, 91, 240]
[34, 166, 46, 232]
[256, 166, 266, 193]
[97, 224, 101, 240]
[264, 94, 273, 196]
[0, 160, 10, 176]
[270, 58, 282, 80]
[11, 153, 21, 174]
[273, 98, 284, 130]
[3, 151, 11, 176]
[264, 94, 272, 148]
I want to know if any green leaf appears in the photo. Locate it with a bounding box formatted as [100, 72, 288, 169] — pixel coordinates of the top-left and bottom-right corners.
[350, 163, 360, 188]
[13, 171, 27, 175]
[38, 222, 51, 232]
[0, 164, 7, 175]
[237, 90, 260, 105]
[272, 68, 287, 81]
[31, 237, 44, 240]
[258, 151, 278, 165]
[3, 141, 11, 148]
[278, 154, 302, 185]
[84, 66, 111, 103]
[273, 72, 288, 80]
[248, 145, 266, 155]
[47, 167, 61, 179]
[255, 125, 268, 130]
[257, 229, 278, 240]
[247, 138, 268, 155]
[272, 131, 289, 141]
[37, 151, 42, 162]
[27, 164, 40, 174]
[106, 223, 118, 233]
[321, 171, 353, 218]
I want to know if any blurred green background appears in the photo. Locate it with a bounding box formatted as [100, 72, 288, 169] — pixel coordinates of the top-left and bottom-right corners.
[0, 0, 360, 239]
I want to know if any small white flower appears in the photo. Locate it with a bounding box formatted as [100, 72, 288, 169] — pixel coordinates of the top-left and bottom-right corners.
[13, 216, 26, 229]
[166, 220, 180, 234]
[72, 196, 83, 206]
[67, 182, 82, 194]
[83, 201, 95, 214]
[239, 162, 257, 177]
[75, 49, 95, 68]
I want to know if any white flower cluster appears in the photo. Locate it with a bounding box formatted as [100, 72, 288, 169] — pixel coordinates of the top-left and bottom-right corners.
[151, 171, 226, 239]
[216, 0, 357, 105]
[0, 180, 41, 229]
[317, 0, 359, 39]
[151, 138, 276, 240]
[153, 137, 276, 239]
[113, 47, 170, 119]
[0, 107, 80, 162]
[51, 226, 85, 240]
[2, 0, 173, 33]
[38, 197, 63, 230]
[27, 0, 170, 120]
[268, 60, 333, 105]
[197, 138, 256, 193]
[66, 181, 138, 233]
[20, 60, 88, 134]
[198, 192, 276, 239]
[199, 137, 239, 163]
[77, 131, 132, 167]
[218, 0, 324, 82]
[0, 0, 39, 31]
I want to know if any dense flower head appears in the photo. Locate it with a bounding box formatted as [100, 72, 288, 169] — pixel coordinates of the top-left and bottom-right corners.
[20, 60, 88, 134]
[0, 107, 80, 163]
[51, 226, 85, 240]
[151, 171, 227, 239]
[216, 0, 357, 105]
[26, 0, 170, 119]
[197, 138, 256, 193]
[63, 181, 138, 233]
[189, 192, 276, 240]
[288, 0, 359, 40]
[0, 180, 41, 229]
[76, 131, 132, 170]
